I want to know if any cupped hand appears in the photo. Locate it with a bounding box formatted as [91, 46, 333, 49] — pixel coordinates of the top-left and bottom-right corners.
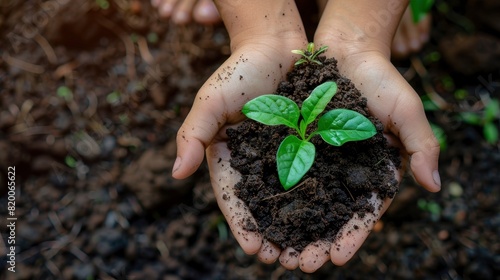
[174, 41, 413, 273]
[317, 47, 441, 193]
[288, 42, 438, 270]
[207, 131, 404, 272]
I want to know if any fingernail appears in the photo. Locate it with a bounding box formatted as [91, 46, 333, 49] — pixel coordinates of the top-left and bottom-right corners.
[173, 156, 181, 174]
[432, 170, 441, 189]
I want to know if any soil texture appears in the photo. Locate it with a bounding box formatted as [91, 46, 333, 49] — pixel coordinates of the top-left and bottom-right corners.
[227, 58, 400, 251]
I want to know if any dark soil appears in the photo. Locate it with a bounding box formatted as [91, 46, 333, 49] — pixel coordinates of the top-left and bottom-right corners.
[227, 58, 400, 251]
[1, 0, 499, 279]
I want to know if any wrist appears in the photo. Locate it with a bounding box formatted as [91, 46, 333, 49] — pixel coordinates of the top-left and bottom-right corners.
[314, 0, 409, 61]
[214, 0, 307, 54]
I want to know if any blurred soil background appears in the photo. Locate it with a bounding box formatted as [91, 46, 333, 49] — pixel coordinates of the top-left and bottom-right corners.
[0, 0, 499, 279]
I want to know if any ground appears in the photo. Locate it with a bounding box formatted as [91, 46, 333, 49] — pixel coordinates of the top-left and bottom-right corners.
[0, 0, 499, 279]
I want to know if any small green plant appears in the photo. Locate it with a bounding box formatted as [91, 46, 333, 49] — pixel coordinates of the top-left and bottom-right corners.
[95, 0, 109, 9]
[410, 0, 434, 23]
[242, 81, 377, 190]
[291, 42, 328, 66]
[460, 98, 500, 145]
[417, 198, 441, 222]
[57, 86, 73, 101]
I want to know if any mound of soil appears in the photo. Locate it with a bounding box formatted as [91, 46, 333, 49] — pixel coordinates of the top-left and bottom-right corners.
[227, 57, 401, 251]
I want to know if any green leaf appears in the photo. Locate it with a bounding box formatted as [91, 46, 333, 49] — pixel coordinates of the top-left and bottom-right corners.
[65, 155, 77, 168]
[306, 42, 315, 54]
[301, 81, 337, 125]
[291, 50, 305, 55]
[484, 99, 500, 123]
[242, 95, 300, 129]
[483, 122, 499, 145]
[57, 86, 73, 101]
[430, 123, 447, 151]
[316, 109, 376, 146]
[277, 135, 315, 190]
[294, 58, 308, 66]
[299, 119, 307, 140]
[310, 45, 328, 61]
[460, 112, 482, 125]
[421, 95, 440, 111]
[410, 0, 434, 23]
[106, 91, 121, 105]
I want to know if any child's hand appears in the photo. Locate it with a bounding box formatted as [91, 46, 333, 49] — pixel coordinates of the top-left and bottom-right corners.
[314, 0, 441, 194]
[207, 128, 403, 272]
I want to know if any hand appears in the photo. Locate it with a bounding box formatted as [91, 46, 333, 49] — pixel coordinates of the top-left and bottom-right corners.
[174, 43, 410, 273]
[313, 0, 441, 193]
[207, 133, 403, 272]
[174, 0, 440, 273]
[301, 2, 441, 268]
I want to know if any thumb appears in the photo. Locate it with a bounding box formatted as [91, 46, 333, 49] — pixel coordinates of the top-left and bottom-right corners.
[172, 95, 226, 179]
[393, 94, 441, 192]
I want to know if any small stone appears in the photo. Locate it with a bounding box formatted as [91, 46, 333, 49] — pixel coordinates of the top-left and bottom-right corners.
[91, 228, 127, 256]
[448, 181, 463, 197]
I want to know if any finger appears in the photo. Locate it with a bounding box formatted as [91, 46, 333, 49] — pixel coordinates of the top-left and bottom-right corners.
[257, 239, 281, 264]
[391, 18, 408, 59]
[279, 247, 300, 270]
[418, 14, 431, 44]
[173, 103, 223, 179]
[172, 0, 196, 24]
[172, 66, 234, 179]
[193, 0, 221, 24]
[206, 142, 263, 255]
[298, 240, 331, 273]
[330, 192, 392, 266]
[331, 160, 402, 265]
[392, 93, 441, 192]
[158, 0, 178, 18]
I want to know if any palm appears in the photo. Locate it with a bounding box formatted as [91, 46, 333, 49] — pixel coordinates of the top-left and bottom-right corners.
[203, 52, 406, 272]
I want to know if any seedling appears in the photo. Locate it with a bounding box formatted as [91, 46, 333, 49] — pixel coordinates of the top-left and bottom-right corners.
[291, 42, 328, 66]
[460, 98, 500, 145]
[242, 81, 377, 190]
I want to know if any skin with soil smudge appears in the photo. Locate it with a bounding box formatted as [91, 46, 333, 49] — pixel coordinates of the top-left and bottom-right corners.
[227, 57, 401, 252]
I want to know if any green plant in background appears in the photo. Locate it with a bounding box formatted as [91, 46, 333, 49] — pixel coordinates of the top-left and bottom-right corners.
[417, 198, 441, 222]
[57, 86, 73, 101]
[65, 155, 77, 168]
[242, 81, 377, 190]
[460, 98, 500, 145]
[421, 95, 448, 151]
[410, 0, 434, 23]
[430, 123, 447, 151]
[95, 0, 109, 9]
[106, 90, 121, 105]
[291, 42, 328, 66]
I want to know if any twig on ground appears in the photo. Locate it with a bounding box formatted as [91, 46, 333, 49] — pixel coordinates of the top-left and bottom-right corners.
[411, 56, 450, 110]
[138, 36, 154, 64]
[95, 16, 136, 80]
[34, 33, 57, 64]
[3, 52, 45, 74]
